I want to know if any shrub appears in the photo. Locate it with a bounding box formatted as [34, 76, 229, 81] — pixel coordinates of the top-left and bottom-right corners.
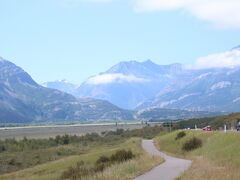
[62, 135, 70, 145]
[61, 161, 92, 180]
[61, 150, 136, 179]
[182, 137, 202, 151]
[0, 144, 6, 153]
[94, 163, 106, 172]
[8, 159, 16, 165]
[96, 155, 110, 165]
[94, 150, 134, 173]
[110, 150, 134, 163]
[175, 131, 186, 140]
[61, 159, 109, 180]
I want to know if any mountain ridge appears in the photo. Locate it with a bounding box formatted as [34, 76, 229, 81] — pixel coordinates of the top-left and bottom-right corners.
[42, 46, 240, 113]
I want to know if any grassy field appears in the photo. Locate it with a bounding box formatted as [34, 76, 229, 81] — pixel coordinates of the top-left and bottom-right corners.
[0, 125, 164, 175]
[0, 138, 162, 180]
[154, 130, 240, 180]
[0, 144, 85, 175]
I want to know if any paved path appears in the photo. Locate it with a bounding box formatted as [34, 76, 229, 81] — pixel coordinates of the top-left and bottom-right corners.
[134, 140, 192, 180]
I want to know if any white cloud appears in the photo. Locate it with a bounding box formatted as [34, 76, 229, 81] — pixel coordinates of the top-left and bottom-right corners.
[190, 49, 240, 69]
[86, 73, 148, 85]
[64, 0, 112, 3]
[59, 0, 112, 7]
[81, 0, 112, 2]
[134, 0, 240, 29]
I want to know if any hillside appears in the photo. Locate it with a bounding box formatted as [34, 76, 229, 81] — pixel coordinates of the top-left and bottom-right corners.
[136, 108, 222, 121]
[155, 130, 240, 179]
[148, 67, 240, 112]
[176, 113, 240, 129]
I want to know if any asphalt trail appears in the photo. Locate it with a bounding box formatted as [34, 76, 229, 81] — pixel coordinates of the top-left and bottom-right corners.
[134, 140, 192, 180]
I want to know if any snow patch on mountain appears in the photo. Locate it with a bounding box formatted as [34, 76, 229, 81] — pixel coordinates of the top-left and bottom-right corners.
[233, 97, 240, 103]
[86, 73, 148, 85]
[158, 100, 177, 108]
[210, 81, 232, 91]
[178, 93, 199, 100]
[156, 93, 199, 108]
[196, 72, 212, 79]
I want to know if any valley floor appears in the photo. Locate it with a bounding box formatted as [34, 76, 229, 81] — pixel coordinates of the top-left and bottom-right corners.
[0, 123, 145, 140]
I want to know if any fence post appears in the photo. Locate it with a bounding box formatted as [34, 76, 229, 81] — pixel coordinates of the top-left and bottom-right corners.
[224, 124, 227, 133]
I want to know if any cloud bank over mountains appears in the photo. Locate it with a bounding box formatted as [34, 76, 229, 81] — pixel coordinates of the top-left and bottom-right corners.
[87, 47, 240, 86]
[86, 73, 148, 85]
[190, 48, 240, 69]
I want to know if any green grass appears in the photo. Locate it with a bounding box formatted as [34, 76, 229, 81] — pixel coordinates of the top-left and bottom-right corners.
[154, 130, 240, 179]
[0, 138, 163, 180]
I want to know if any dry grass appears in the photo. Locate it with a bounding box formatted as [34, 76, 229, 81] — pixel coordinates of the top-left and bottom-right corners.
[180, 156, 240, 180]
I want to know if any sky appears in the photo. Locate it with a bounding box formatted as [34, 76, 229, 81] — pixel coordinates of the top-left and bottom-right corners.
[1, 0, 240, 84]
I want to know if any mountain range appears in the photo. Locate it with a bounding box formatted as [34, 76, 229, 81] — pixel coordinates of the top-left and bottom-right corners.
[2, 46, 240, 124]
[44, 47, 240, 113]
[0, 57, 133, 123]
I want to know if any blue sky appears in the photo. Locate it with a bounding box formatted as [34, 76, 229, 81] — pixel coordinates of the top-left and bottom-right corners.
[1, 0, 240, 84]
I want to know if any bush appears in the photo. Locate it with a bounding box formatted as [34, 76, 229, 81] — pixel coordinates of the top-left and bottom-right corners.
[94, 150, 134, 172]
[175, 131, 186, 140]
[96, 155, 110, 165]
[110, 150, 134, 162]
[0, 144, 6, 153]
[61, 149, 135, 180]
[8, 158, 16, 165]
[61, 161, 92, 180]
[182, 137, 202, 151]
[94, 163, 106, 172]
